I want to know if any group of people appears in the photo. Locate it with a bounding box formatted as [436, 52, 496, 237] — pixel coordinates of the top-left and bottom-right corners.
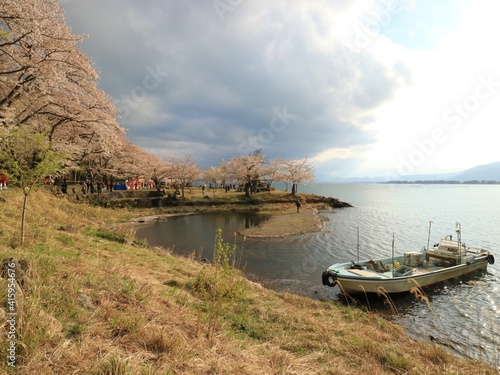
[0, 173, 7, 190]
[81, 180, 107, 195]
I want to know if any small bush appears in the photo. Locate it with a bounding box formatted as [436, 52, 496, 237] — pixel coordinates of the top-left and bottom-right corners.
[194, 228, 247, 339]
[194, 228, 245, 301]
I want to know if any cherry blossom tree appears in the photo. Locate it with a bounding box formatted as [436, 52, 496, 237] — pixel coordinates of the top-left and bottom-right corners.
[167, 155, 199, 197]
[219, 158, 239, 190]
[140, 152, 173, 191]
[0, 0, 125, 176]
[261, 158, 286, 194]
[232, 150, 265, 197]
[281, 158, 315, 195]
[203, 166, 224, 196]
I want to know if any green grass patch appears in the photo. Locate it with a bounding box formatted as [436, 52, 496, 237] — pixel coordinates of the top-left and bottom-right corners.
[86, 228, 128, 244]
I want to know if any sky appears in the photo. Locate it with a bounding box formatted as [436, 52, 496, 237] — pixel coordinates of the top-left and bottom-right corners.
[60, 0, 500, 182]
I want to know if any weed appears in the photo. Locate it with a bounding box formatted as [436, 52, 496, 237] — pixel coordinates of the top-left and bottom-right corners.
[93, 352, 132, 375]
[359, 285, 372, 311]
[377, 287, 398, 315]
[109, 312, 144, 336]
[228, 307, 267, 341]
[383, 350, 410, 371]
[408, 278, 431, 308]
[66, 322, 87, 338]
[88, 229, 127, 244]
[120, 278, 136, 295]
[194, 228, 247, 340]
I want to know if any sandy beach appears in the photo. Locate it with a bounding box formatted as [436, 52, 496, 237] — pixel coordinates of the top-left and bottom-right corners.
[239, 207, 326, 238]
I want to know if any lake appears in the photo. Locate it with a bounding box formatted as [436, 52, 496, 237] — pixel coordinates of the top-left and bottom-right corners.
[134, 183, 499, 368]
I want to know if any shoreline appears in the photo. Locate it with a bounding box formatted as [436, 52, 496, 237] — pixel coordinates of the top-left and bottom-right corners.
[114, 191, 344, 239]
[239, 207, 327, 238]
[128, 212, 198, 223]
[124, 201, 330, 239]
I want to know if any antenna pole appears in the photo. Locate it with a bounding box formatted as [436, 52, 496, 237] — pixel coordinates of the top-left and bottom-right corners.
[392, 233, 395, 277]
[427, 220, 433, 252]
[356, 226, 360, 265]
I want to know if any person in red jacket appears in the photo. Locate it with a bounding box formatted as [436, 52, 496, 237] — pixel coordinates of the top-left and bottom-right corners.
[0, 173, 7, 190]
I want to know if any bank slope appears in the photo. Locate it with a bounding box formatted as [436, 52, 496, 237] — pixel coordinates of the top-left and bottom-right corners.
[0, 189, 496, 374]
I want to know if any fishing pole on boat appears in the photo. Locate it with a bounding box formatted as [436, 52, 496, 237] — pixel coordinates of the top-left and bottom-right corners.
[350, 226, 364, 270]
[427, 220, 432, 252]
[456, 222, 462, 265]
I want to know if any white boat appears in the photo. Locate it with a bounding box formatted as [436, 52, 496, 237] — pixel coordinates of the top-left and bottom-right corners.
[321, 223, 495, 294]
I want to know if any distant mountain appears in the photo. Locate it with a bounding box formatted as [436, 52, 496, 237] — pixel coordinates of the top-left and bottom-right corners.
[328, 161, 500, 183]
[389, 161, 500, 183]
[454, 161, 500, 181]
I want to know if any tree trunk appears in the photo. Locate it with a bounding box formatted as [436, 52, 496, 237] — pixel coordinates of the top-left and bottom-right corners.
[291, 183, 297, 195]
[21, 190, 29, 245]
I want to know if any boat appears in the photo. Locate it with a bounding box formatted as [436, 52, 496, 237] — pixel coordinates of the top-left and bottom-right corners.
[321, 223, 495, 294]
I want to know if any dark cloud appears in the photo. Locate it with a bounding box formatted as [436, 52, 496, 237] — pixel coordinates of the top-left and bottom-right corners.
[62, 0, 409, 177]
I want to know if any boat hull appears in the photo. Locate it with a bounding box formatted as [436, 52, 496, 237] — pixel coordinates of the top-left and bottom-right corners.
[322, 227, 494, 294]
[323, 258, 489, 294]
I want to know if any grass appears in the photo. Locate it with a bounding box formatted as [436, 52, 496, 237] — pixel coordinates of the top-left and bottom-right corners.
[0, 187, 497, 374]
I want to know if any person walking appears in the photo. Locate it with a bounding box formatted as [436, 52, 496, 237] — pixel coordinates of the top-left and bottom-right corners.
[295, 199, 302, 213]
[61, 178, 68, 194]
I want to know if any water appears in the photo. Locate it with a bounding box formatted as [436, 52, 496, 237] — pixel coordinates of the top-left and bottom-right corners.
[134, 184, 500, 367]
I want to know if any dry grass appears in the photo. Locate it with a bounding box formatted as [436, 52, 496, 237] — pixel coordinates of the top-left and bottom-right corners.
[0, 188, 497, 374]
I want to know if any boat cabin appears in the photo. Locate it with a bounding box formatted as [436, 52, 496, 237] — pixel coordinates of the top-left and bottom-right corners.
[426, 239, 472, 266]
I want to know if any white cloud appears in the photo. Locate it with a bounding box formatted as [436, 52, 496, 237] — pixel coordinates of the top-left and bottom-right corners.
[312, 145, 370, 163]
[347, 0, 500, 178]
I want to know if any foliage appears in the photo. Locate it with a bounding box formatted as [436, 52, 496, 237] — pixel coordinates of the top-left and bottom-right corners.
[281, 158, 315, 194]
[0, 127, 60, 188]
[167, 155, 199, 197]
[202, 165, 224, 196]
[233, 149, 265, 197]
[0, 126, 62, 244]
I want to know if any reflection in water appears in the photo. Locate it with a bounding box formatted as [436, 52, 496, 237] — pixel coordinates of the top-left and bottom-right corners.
[134, 212, 270, 261]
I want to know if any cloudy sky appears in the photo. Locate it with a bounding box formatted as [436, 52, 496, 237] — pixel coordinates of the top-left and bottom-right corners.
[61, 0, 500, 182]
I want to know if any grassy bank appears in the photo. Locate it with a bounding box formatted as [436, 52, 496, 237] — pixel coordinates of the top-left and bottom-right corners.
[0, 188, 497, 374]
[78, 185, 351, 211]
